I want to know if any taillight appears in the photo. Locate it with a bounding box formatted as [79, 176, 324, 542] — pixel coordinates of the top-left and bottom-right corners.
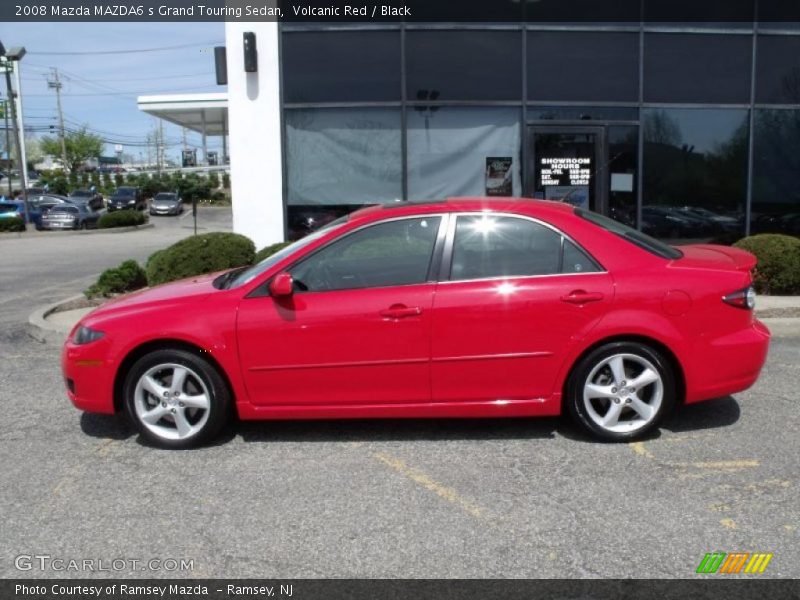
[723, 285, 756, 310]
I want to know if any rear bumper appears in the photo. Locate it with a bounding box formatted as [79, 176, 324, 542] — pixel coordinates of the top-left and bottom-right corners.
[685, 319, 771, 403]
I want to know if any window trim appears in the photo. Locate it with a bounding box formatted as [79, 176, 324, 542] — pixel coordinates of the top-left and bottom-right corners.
[277, 213, 448, 295]
[439, 212, 606, 283]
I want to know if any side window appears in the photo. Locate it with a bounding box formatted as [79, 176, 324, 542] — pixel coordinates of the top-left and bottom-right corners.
[450, 215, 601, 280]
[291, 216, 441, 292]
[450, 215, 562, 280]
[562, 239, 600, 274]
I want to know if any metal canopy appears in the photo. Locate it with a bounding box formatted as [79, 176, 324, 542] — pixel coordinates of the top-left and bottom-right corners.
[136, 93, 228, 135]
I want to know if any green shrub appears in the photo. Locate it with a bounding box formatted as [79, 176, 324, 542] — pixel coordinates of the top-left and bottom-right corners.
[97, 210, 147, 229]
[208, 172, 220, 189]
[254, 242, 292, 264]
[146, 232, 256, 285]
[85, 260, 148, 298]
[734, 234, 800, 295]
[222, 173, 230, 189]
[0, 216, 25, 232]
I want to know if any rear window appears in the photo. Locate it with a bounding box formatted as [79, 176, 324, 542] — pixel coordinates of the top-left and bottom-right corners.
[0, 204, 18, 214]
[52, 206, 78, 214]
[575, 208, 683, 260]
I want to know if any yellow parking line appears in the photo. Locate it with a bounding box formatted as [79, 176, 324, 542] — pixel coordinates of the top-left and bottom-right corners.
[628, 441, 655, 460]
[373, 451, 485, 519]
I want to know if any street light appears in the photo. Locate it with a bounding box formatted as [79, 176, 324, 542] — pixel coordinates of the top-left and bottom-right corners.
[0, 41, 29, 224]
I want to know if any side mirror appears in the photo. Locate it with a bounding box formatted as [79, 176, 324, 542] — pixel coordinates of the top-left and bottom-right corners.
[269, 271, 294, 297]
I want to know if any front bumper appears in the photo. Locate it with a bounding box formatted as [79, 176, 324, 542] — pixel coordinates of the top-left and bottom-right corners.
[685, 319, 771, 403]
[61, 337, 117, 414]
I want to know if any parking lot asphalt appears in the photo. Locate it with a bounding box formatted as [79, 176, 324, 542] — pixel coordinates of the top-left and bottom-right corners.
[0, 209, 797, 579]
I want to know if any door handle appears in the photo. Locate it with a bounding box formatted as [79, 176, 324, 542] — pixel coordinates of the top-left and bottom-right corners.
[380, 305, 423, 319]
[561, 290, 605, 304]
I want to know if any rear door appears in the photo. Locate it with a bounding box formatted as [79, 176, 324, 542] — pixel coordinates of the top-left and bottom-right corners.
[431, 213, 614, 404]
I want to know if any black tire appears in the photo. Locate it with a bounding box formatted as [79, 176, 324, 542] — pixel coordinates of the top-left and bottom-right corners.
[123, 348, 231, 449]
[566, 341, 676, 442]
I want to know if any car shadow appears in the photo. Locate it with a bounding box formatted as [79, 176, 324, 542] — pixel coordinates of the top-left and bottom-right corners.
[79, 412, 135, 441]
[661, 395, 741, 433]
[235, 416, 560, 444]
[78, 396, 741, 447]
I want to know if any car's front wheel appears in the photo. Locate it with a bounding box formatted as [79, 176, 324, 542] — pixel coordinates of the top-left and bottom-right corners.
[123, 349, 231, 449]
[566, 342, 676, 441]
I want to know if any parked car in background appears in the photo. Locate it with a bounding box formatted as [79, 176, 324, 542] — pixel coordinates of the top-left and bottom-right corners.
[41, 204, 100, 230]
[28, 193, 74, 213]
[1, 194, 73, 229]
[62, 198, 770, 449]
[107, 187, 145, 212]
[68, 189, 104, 212]
[149, 192, 183, 216]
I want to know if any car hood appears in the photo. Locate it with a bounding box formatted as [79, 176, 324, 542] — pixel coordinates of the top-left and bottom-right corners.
[86, 271, 223, 320]
[674, 244, 757, 272]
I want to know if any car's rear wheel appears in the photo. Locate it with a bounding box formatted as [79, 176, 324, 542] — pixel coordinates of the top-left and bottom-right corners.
[123, 349, 231, 449]
[567, 342, 675, 441]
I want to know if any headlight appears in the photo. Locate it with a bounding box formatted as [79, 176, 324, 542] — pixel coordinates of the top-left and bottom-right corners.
[128, 199, 136, 204]
[73, 325, 105, 345]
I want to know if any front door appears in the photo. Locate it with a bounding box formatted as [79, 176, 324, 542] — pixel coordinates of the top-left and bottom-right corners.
[527, 125, 607, 214]
[236, 215, 443, 407]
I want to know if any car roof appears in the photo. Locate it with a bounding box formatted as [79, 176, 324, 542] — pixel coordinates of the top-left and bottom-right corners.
[350, 197, 575, 222]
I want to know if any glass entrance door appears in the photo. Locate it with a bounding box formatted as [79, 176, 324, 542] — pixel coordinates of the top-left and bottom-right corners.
[527, 125, 607, 214]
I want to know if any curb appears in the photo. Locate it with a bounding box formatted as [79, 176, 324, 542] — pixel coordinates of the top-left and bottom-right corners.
[28, 293, 87, 335]
[1, 222, 154, 240]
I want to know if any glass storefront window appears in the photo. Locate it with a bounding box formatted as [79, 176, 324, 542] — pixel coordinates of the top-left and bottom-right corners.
[527, 32, 639, 102]
[285, 108, 402, 205]
[751, 109, 800, 235]
[407, 107, 521, 200]
[608, 125, 639, 228]
[755, 34, 800, 104]
[282, 31, 400, 102]
[642, 108, 748, 242]
[643, 33, 752, 103]
[406, 31, 522, 101]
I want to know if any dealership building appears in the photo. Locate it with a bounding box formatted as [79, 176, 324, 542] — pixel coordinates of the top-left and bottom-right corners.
[140, 16, 800, 249]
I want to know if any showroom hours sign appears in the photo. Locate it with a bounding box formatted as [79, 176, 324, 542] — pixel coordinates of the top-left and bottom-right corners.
[539, 157, 592, 186]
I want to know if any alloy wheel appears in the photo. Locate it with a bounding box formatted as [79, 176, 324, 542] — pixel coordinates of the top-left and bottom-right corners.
[133, 363, 211, 441]
[582, 353, 663, 434]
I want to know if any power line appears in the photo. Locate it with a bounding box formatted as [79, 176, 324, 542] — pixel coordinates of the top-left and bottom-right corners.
[29, 41, 223, 56]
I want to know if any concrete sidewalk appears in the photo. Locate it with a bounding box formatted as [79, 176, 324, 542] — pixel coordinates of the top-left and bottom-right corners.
[30, 292, 800, 338]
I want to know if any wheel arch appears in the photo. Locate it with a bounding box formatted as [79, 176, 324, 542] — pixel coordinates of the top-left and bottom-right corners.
[113, 338, 236, 414]
[561, 334, 686, 411]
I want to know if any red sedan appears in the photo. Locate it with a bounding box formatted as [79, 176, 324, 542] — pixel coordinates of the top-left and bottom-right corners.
[62, 198, 770, 448]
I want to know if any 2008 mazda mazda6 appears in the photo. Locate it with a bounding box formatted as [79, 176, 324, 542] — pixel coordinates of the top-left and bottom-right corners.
[62, 198, 770, 448]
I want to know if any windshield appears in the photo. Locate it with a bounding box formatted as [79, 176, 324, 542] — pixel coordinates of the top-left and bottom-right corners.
[0, 204, 18, 214]
[575, 208, 683, 260]
[155, 193, 176, 200]
[227, 217, 349, 289]
[70, 190, 90, 197]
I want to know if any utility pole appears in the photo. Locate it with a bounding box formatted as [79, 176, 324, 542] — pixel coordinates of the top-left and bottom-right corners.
[159, 119, 164, 173]
[3, 99, 11, 196]
[47, 68, 69, 173]
[2, 58, 29, 223]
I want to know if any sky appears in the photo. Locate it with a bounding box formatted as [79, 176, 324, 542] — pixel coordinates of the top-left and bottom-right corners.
[0, 22, 226, 164]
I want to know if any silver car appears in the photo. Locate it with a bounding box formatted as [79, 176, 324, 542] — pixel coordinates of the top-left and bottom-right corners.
[149, 192, 183, 216]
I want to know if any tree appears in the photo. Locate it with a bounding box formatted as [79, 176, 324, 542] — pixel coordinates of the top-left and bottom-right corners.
[40, 127, 103, 173]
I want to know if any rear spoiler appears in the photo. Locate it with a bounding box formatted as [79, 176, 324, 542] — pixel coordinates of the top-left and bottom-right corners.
[684, 244, 757, 272]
